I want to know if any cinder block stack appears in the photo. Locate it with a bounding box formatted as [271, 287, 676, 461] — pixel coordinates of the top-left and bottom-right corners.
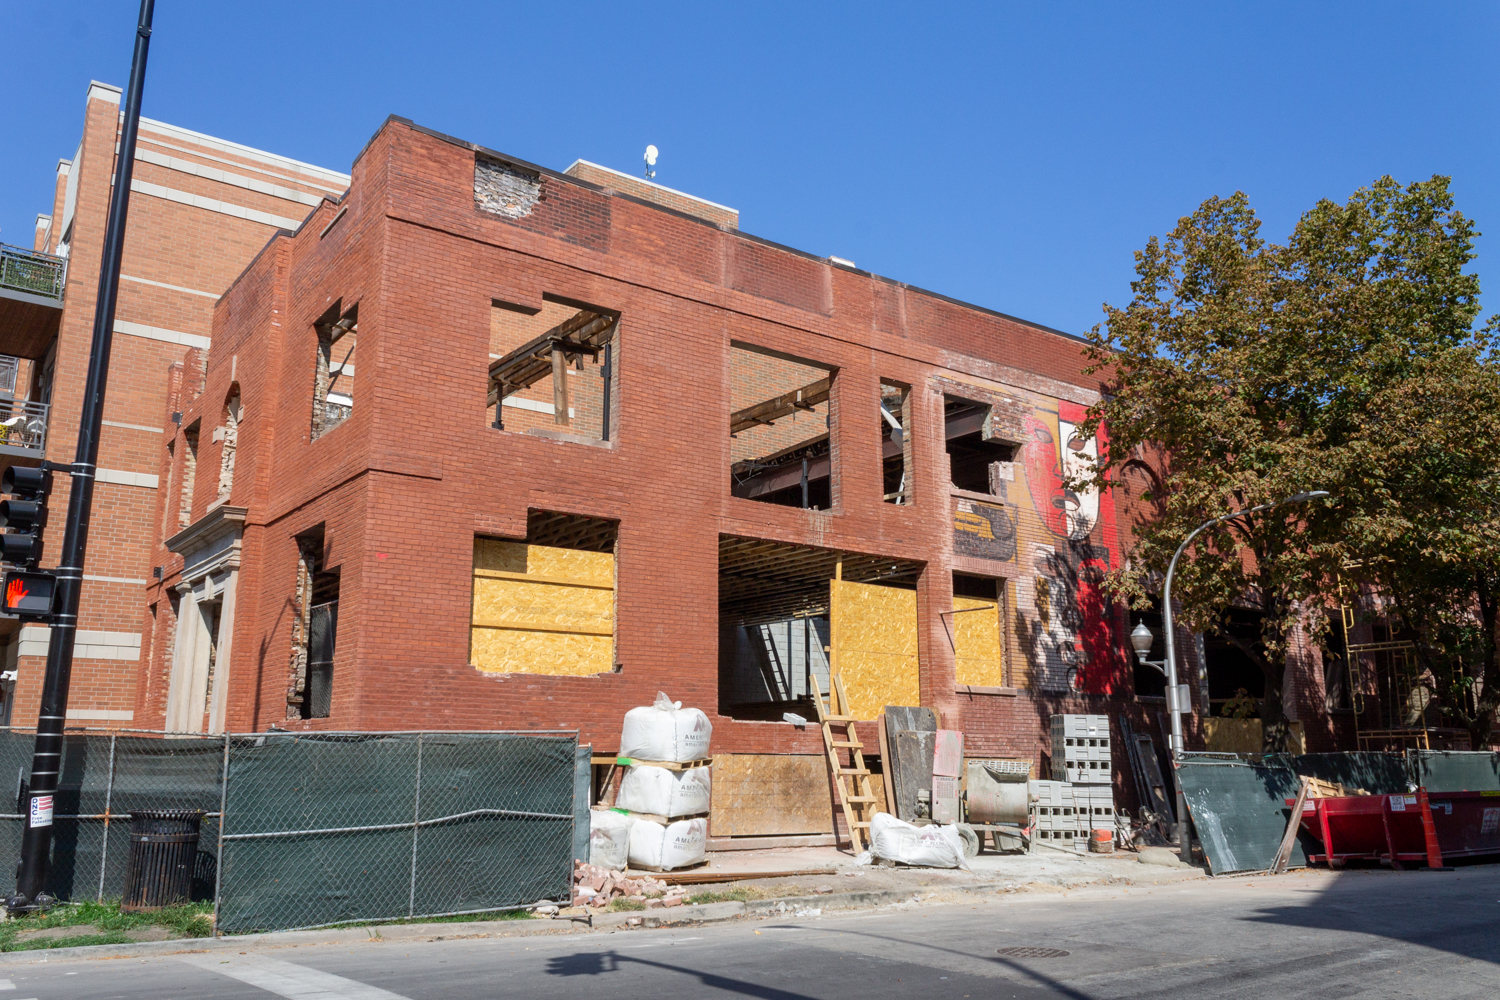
[1049, 714, 1115, 850]
[1028, 779, 1085, 852]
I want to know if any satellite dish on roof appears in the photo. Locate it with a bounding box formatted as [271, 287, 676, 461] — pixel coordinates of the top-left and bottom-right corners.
[644, 145, 658, 179]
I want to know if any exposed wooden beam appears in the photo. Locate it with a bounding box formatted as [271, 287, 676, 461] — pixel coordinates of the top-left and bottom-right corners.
[730, 377, 831, 435]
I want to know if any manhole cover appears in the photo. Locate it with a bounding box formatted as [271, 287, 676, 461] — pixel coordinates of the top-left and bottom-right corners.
[996, 947, 1071, 959]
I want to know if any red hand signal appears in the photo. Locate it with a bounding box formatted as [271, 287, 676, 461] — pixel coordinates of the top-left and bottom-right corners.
[5, 576, 28, 608]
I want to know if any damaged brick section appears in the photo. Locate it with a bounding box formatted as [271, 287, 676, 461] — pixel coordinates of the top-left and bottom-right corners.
[475, 157, 543, 218]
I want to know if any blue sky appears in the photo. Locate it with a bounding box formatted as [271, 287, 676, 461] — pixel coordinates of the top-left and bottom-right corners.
[2, 2, 1496, 337]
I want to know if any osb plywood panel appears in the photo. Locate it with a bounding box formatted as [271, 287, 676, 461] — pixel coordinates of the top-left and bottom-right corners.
[953, 596, 1005, 687]
[470, 628, 613, 676]
[832, 580, 919, 720]
[473, 577, 613, 633]
[710, 754, 834, 836]
[471, 539, 615, 675]
[473, 538, 614, 587]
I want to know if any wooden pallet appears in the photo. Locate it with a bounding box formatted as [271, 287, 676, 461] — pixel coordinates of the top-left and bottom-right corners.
[627, 859, 709, 874]
[594, 756, 712, 771]
[611, 809, 709, 826]
[811, 671, 877, 853]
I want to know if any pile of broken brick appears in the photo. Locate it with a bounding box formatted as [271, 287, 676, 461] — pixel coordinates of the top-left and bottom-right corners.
[570, 860, 689, 910]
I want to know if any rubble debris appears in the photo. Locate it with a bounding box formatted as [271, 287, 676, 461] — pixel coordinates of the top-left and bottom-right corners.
[572, 860, 689, 910]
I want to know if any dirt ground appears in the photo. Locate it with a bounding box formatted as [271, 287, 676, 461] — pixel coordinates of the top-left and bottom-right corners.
[654, 843, 1206, 900]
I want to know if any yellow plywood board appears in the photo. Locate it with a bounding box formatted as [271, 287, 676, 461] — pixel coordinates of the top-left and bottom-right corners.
[831, 580, 919, 720]
[472, 577, 614, 633]
[471, 538, 615, 675]
[953, 596, 1005, 687]
[709, 754, 834, 836]
[470, 628, 613, 676]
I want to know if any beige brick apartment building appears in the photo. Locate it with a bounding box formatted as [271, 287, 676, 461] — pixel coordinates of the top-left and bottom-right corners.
[0, 81, 348, 728]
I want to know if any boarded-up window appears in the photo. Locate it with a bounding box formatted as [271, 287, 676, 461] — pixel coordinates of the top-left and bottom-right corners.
[830, 579, 918, 719]
[470, 537, 615, 675]
[953, 573, 1006, 688]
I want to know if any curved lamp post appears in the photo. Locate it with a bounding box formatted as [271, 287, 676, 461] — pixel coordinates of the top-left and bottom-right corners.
[1129, 490, 1330, 864]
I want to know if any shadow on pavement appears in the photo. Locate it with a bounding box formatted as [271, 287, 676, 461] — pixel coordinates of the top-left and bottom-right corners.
[1242, 863, 1500, 965]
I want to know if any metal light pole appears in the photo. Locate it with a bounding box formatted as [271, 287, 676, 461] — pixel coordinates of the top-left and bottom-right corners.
[1152, 490, 1329, 865]
[8, 0, 155, 912]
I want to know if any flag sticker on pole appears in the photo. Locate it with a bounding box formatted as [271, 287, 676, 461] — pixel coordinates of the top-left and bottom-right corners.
[28, 795, 52, 828]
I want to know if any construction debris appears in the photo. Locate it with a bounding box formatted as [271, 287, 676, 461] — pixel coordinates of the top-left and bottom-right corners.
[571, 861, 689, 910]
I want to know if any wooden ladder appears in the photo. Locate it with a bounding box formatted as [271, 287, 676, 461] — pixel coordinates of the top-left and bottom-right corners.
[811, 672, 878, 853]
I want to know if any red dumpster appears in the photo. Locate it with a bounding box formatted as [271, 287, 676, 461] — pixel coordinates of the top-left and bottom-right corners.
[1291, 788, 1445, 869]
[1425, 791, 1500, 860]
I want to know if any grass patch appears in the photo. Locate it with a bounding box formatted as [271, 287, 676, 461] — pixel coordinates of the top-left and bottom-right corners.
[608, 898, 647, 912]
[0, 899, 214, 952]
[685, 888, 759, 905]
[359, 909, 537, 927]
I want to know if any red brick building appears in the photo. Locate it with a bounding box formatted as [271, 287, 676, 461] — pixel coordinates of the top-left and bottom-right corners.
[137, 114, 1183, 758]
[127, 116, 1397, 836]
[0, 81, 348, 728]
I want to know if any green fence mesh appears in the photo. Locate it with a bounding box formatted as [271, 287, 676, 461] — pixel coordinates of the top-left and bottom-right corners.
[0, 729, 577, 935]
[216, 732, 575, 933]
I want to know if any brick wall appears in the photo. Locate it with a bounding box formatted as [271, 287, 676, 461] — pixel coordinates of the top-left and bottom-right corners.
[5, 83, 347, 729]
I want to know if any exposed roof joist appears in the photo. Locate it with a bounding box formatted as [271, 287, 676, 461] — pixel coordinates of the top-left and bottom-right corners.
[730, 377, 830, 436]
[488, 309, 616, 406]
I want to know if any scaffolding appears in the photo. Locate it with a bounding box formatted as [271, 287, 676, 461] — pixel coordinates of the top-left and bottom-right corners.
[1340, 596, 1476, 752]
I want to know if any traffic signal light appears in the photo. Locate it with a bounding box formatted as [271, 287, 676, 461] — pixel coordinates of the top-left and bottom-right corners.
[0, 466, 50, 567]
[2, 571, 55, 617]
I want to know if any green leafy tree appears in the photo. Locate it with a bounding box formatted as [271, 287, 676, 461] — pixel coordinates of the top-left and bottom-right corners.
[1339, 338, 1500, 747]
[1074, 176, 1488, 751]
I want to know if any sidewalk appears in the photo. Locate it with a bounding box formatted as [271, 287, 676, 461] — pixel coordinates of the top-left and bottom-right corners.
[0, 845, 1207, 966]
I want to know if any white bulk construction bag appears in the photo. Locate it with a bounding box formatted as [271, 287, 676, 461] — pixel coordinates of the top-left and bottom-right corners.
[615, 765, 712, 818]
[588, 808, 634, 870]
[627, 816, 708, 870]
[868, 812, 969, 869]
[619, 692, 713, 763]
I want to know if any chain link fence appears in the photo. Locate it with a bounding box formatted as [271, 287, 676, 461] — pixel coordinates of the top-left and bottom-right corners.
[0, 729, 580, 935]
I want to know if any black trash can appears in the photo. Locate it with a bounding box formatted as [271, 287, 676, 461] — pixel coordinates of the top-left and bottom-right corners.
[121, 809, 204, 911]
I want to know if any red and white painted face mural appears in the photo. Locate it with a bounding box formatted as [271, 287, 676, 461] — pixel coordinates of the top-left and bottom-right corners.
[1019, 401, 1122, 695]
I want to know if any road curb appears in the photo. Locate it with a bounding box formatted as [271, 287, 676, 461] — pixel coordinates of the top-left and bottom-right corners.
[0, 876, 1115, 964]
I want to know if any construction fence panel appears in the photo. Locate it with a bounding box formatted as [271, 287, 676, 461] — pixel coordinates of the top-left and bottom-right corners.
[216, 731, 576, 935]
[1275, 752, 1411, 795]
[1176, 753, 1308, 875]
[0, 730, 223, 903]
[1408, 751, 1500, 793]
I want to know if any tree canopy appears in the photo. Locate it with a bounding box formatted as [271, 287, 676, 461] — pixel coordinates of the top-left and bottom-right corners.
[1075, 175, 1499, 749]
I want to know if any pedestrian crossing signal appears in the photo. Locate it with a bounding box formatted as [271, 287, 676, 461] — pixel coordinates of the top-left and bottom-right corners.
[2, 571, 55, 618]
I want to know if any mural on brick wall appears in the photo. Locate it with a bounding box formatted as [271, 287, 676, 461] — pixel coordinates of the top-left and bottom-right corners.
[1018, 401, 1121, 695]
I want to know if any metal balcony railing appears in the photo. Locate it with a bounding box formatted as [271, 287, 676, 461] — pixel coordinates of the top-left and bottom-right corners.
[0, 398, 49, 456]
[0, 356, 17, 398]
[0, 244, 67, 301]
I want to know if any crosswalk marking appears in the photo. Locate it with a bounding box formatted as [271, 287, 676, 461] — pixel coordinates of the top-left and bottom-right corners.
[178, 954, 412, 1000]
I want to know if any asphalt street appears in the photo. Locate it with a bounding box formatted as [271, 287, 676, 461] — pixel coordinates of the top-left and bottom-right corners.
[5, 864, 1498, 1000]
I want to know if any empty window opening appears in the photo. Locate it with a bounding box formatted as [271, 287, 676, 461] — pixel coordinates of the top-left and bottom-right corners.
[290, 526, 339, 720]
[216, 390, 240, 503]
[950, 572, 1007, 688]
[1321, 608, 1351, 711]
[178, 421, 199, 529]
[729, 345, 834, 510]
[487, 297, 619, 443]
[1202, 607, 1267, 714]
[718, 536, 922, 721]
[471, 511, 618, 676]
[880, 380, 911, 505]
[945, 396, 1015, 495]
[312, 304, 357, 440]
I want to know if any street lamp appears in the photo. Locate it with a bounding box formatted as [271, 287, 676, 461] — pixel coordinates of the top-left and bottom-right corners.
[1147, 490, 1330, 865]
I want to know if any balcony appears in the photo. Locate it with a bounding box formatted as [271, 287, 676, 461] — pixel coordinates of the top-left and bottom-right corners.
[0, 243, 67, 360]
[0, 356, 47, 459]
